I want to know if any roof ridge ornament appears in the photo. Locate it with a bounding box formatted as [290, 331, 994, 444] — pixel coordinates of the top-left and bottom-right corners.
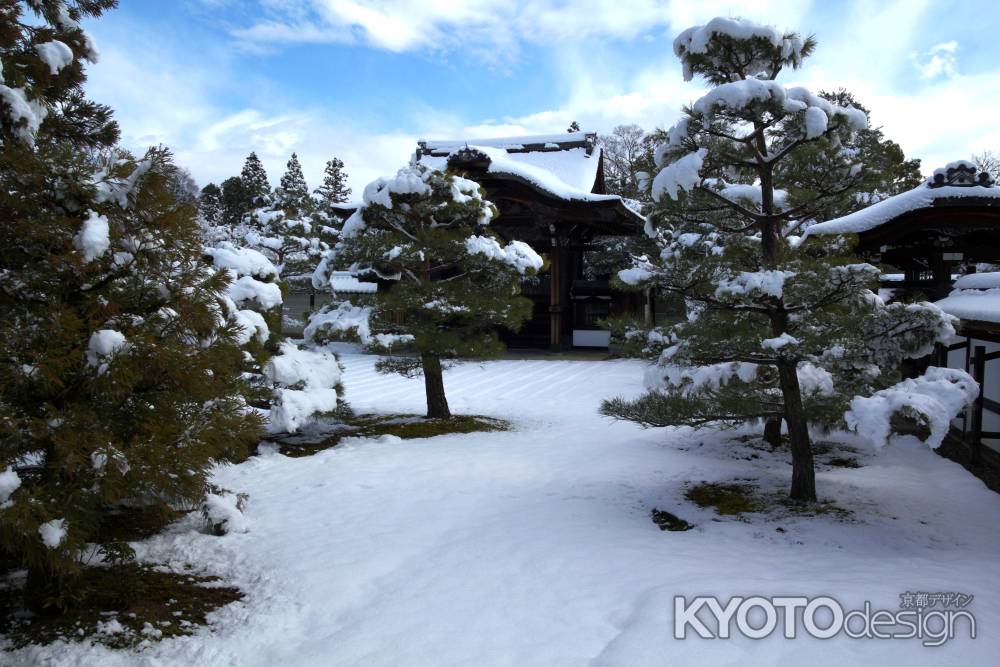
[447, 146, 491, 172]
[928, 160, 995, 188]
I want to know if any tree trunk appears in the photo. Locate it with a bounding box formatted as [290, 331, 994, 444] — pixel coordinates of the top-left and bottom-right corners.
[777, 359, 816, 502]
[763, 417, 782, 449]
[421, 352, 451, 419]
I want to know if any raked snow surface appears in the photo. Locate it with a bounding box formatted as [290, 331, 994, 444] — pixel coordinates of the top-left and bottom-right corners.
[7, 351, 1000, 666]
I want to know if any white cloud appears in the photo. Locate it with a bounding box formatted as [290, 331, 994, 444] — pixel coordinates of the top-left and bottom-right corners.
[87, 0, 999, 201]
[912, 40, 959, 79]
[234, 0, 815, 62]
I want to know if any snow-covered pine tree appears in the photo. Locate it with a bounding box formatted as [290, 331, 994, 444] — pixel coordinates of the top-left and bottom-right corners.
[0, 1, 263, 608]
[600, 18, 971, 502]
[308, 156, 542, 419]
[314, 156, 352, 209]
[199, 183, 223, 226]
[240, 151, 271, 209]
[244, 206, 327, 278]
[567, 121, 581, 133]
[276, 152, 311, 217]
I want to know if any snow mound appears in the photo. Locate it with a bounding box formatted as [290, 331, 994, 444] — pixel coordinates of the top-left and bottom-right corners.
[846, 366, 978, 449]
[264, 342, 343, 433]
[935, 272, 1000, 324]
[206, 243, 278, 280]
[202, 491, 249, 535]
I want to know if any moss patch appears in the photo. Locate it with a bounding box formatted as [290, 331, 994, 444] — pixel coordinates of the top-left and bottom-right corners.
[0, 564, 242, 650]
[685, 482, 764, 516]
[274, 413, 509, 458]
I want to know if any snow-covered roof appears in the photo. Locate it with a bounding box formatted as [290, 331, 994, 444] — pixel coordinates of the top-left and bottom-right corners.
[807, 161, 1000, 237]
[416, 132, 615, 203]
[935, 272, 1000, 324]
[329, 270, 377, 294]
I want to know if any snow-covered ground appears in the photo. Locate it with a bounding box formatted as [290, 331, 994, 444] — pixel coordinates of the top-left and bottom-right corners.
[8, 351, 1000, 665]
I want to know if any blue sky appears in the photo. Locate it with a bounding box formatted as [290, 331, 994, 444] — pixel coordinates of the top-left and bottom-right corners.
[82, 0, 1000, 196]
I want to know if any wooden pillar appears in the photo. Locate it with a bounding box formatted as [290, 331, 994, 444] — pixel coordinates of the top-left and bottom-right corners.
[549, 243, 562, 349]
[970, 345, 986, 463]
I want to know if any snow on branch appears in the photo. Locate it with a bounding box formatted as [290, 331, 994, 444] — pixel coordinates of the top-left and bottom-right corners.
[464, 235, 543, 274]
[715, 270, 795, 299]
[673, 17, 807, 82]
[74, 210, 110, 262]
[652, 149, 706, 201]
[846, 367, 978, 449]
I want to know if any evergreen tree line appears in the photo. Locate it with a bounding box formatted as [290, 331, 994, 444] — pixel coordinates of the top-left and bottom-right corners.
[199, 152, 351, 230]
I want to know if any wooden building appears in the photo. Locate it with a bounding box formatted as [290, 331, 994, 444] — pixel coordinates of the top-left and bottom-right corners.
[412, 132, 647, 349]
[809, 160, 1000, 466]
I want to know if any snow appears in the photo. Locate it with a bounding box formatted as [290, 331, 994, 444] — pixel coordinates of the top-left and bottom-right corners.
[618, 264, 655, 286]
[227, 275, 283, 310]
[761, 332, 799, 350]
[7, 353, 1000, 664]
[689, 80, 867, 134]
[804, 105, 828, 139]
[95, 619, 125, 636]
[674, 18, 790, 61]
[73, 210, 110, 262]
[202, 491, 250, 535]
[264, 341, 342, 392]
[706, 179, 788, 211]
[0, 467, 20, 508]
[422, 145, 618, 203]
[807, 177, 1000, 236]
[651, 149, 706, 201]
[205, 243, 279, 280]
[231, 309, 269, 345]
[85, 329, 127, 371]
[263, 342, 343, 433]
[693, 78, 786, 117]
[35, 40, 74, 74]
[328, 270, 377, 294]
[362, 167, 433, 209]
[649, 360, 759, 395]
[845, 366, 979, 449]
[935, 274, 1000, 324]
[38, 518, 67, 549]
[464, 235, 544, 274]
[715, 270, 795, 299]
[0, 83, 48, 145]
[954, 272, 1000, 290]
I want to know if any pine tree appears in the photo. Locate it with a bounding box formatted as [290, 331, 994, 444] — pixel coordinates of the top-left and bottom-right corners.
[240, 151, 271, 209]
[0, 1, 262, 609]
[308, 155, 542, 418]
[314, 156, 352, 208]
[567, 121, 581, 133]
[276, 152, 311, 216]
[600, 18, 966, 502]
[220, 175, 249, 228]
[199, 182, 223, 227]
